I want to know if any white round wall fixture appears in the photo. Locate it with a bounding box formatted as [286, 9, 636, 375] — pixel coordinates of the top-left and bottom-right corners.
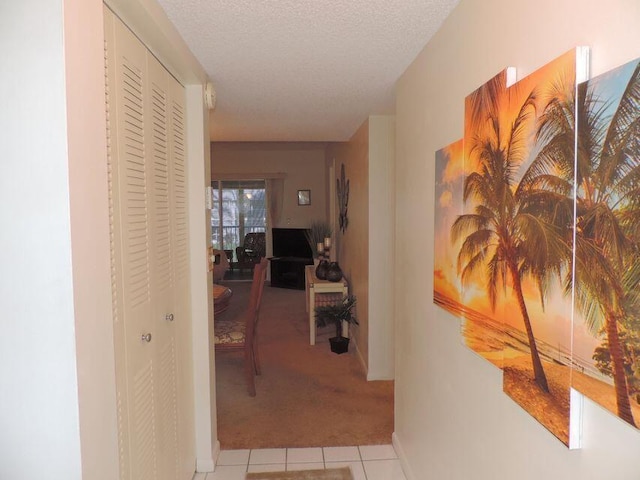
[205, 82, 216, 110]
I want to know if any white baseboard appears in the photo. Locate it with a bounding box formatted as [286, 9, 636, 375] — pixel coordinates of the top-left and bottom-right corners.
[392, 432, 415, 480]
[196, 458, 214, 472]
[196, 439, 218, 472]
[351, 332, 395, 381]
[367, 367, 395, 381]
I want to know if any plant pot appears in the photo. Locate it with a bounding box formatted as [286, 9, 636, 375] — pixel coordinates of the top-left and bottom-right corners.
[329, 336, 349, 354]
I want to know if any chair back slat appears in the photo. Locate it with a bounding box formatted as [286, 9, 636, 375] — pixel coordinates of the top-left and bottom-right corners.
[214, 258, 267, 396]
[244, 258, 268, 343]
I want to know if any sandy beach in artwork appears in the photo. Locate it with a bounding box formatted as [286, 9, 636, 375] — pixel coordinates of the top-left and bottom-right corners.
[502, 354, 571, 444]
[501, 353, 640, 445]
[572, 369, 640, 426]
[437, 291, 640, 441]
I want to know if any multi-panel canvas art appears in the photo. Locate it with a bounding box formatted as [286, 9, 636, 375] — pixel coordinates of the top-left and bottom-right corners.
[433, 140, 464, 315]
[458, 69, 515, 371]
[434, 48, 620, 448]
[570, 58, 640, 429]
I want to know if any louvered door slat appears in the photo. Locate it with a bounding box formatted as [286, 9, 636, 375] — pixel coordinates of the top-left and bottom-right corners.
[111, 13, 157, 480]
[120, 51, 151, 308]
[168, 77, 195, 480]
[171, 98, 188, 283]
[104, 10, 131, 480]
[133, 361, 157, 480]
[150, 76, 172, 295]
[157, 340, 179, 480]
[147, 54, 179, 480]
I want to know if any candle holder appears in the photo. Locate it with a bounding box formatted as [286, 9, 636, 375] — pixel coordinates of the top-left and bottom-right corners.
[315, 236, 332, 279]
[317, 236, 332, 261]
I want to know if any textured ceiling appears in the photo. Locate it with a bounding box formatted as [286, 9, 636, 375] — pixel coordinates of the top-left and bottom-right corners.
[156, 0, 459, 141]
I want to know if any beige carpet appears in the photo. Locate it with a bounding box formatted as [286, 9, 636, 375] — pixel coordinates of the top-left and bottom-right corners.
[246, 467, 353, 480]
[215, 281, 394, 449]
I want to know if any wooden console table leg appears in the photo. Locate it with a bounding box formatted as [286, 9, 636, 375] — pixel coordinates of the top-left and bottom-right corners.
[341, 284, 349, 338]
[309, 286, 316, 345]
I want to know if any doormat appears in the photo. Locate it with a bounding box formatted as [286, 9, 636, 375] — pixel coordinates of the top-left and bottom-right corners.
[246, 466, 353, 480]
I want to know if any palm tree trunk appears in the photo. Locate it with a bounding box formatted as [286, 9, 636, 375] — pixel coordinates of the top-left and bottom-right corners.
[605, 313, 636, 427]
[508, 262, 550, 393]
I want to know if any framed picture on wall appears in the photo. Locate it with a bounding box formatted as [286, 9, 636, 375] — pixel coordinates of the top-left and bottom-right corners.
[297, 189, 311, 206]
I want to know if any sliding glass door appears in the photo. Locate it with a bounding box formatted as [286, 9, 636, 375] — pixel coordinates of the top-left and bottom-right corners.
[211, 180, 266, 260]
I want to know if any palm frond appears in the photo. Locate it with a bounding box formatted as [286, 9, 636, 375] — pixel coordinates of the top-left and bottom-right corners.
[601, 62, 640, 174]
[486, 251, 505, 310]
[506, 90, 537, 172]
[580, 202, 630, 269]
[463, 171, 495, 207]
[451, 213, 491, 244]
[460, 244, 492, 287]
[573, 235, 624, 333]
[621, 260, 640, 319]
[456, 228, 494, 274]
[466, 71, 508, 133]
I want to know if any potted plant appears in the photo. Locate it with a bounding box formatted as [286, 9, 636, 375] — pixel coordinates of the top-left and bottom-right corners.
[314, 295, 357, 354]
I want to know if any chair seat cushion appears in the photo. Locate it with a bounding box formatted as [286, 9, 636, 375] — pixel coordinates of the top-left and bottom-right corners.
[214, 317, 246, 345]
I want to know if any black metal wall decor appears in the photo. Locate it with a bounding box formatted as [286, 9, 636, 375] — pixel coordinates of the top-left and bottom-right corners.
[337, 163, 349, 234]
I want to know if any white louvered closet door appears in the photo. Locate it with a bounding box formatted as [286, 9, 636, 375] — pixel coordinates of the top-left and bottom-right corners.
[105, 7, 193, 480]
[167, 75, 196, 480]
[104, 10, 133, 480]
[110, 15, 159, 480]
[147, 54, 181, 480]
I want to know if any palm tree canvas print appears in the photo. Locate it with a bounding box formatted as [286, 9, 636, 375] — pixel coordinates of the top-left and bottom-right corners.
[432, 48, 640, 446]
[434, 139, 465, 319]
[454, 69, 516, 370]
[457, 49, 588, 447]
[569, 58, 640, 429]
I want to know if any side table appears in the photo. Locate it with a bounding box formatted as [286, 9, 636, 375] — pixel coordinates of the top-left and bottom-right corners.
[305, 265, 348, 345]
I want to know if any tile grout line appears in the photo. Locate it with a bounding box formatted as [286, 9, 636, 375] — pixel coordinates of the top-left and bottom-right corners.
[214, 445, 402, 478]
[358, 446, 367, 480]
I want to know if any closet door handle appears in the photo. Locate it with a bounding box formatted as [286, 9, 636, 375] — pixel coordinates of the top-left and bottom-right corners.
[165, 313, 174, 322]
[141, 333, 152, 343]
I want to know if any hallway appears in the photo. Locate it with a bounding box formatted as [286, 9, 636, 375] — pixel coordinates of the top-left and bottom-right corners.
[214, 282, 394, 449]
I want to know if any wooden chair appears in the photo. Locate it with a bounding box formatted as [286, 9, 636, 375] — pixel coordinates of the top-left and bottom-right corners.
[212, 249, 230, 283]
[213, 258, 268, 396]
[235, 232, 266, 272]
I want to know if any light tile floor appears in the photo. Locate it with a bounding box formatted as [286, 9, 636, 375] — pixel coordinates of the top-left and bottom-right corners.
[193, 444, 406, 480]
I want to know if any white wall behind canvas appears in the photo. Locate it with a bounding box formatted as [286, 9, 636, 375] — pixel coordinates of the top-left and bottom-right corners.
[394, 0, 640, 479]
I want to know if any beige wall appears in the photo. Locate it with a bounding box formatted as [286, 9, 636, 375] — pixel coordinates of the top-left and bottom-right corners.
[368, 116, 395, 380]
[329, 116, 395, 379]
[67, 1, 120, 478]
[211, 142, 330, 229]
[331, 120, 370, 370]
[186, 84, 217, 471]
[394, 0, 640, 479]
[2, 1, 119, 478]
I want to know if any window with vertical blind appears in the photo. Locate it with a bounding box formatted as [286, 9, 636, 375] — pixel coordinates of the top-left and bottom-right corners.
[211, 180, 266, 259]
